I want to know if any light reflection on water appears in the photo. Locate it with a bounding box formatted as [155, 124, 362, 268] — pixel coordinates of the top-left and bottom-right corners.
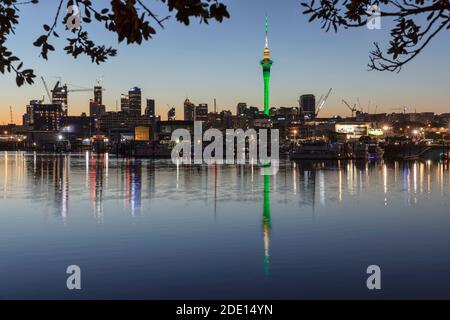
[0, 151, 450, 299]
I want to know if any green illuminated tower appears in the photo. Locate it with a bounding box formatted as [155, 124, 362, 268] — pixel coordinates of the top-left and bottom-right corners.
[260, 15, 273, 116]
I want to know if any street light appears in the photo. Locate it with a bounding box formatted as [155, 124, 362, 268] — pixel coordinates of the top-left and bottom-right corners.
[58, 134, 63, 141]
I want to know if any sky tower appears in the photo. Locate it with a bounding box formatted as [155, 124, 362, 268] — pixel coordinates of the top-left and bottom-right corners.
[260, 15, 273, 116]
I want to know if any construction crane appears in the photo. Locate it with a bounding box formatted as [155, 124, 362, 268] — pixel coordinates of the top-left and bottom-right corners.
[342, 99, 359, 117]
[40, 77, 52, 102]
[315, 88, 332, 118]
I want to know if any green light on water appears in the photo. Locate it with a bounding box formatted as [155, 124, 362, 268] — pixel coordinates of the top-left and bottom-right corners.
[263, 170, 271, 276]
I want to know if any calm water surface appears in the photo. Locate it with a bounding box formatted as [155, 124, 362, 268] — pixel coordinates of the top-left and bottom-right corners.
[1, 151, 450, 299]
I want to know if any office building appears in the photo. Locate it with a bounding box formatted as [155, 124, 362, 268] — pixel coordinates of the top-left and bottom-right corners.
[31, 103, 63, 131]
[196, 103, 208, 122]
[128, 87, 142, 116]
[121, 95, 129, 113]
[300, 94, 316, 120]
[94, 86, 103, 105]
[51, 81, 68, 115]
[184, 98, 195, 121]
[145, 99, 155, 117]
[89, 100, 106, 117]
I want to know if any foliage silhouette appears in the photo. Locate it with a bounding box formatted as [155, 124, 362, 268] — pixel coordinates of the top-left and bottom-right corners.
[301, 0, 450, 72]
[0, 0, 229, 86]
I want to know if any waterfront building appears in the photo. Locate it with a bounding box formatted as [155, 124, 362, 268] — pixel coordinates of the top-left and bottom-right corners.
[31, 103, 63, 131]
[98, 111, 155, 136]
[300, 94, 316, 120]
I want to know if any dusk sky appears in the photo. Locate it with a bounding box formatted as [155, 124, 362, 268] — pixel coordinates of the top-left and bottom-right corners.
[0, 0, 449, 123]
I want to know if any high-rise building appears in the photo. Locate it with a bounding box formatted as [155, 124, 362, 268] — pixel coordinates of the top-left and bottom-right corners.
[51, 81, 68, 116]
[94, 86, 103, 105]
[300, 94, 316, 120]
[184, 98, 195, 121]
[128, 87, 142, 116]
[89, 100, 106, 117]
[260, 15, 273, 116]
[237, 102, 248, 116]
[196, 103, 208, 122]
[145, 99, 155, 117]
[31, 103, 63, 131]
[24, 100, 41, 127]
[121, 95, 130, 113]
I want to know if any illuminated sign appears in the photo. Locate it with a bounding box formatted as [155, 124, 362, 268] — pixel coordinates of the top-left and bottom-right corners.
[368, 129, 384, 136]
[135, 126, 150, 141]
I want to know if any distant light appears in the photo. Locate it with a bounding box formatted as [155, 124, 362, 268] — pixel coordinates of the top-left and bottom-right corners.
[412, 130, 419, 135]
[58, 134, 63, 140]
[3, 131, 7, 135]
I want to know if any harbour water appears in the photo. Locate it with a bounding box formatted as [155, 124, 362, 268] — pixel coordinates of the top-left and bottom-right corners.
[1, 151, 450, 299]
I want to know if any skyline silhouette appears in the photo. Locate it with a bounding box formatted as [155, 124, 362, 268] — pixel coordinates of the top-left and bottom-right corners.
[1, 0, 449, 123]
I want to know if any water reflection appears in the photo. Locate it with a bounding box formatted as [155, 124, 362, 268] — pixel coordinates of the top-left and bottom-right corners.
[1, 152, 450, 298]
[2, 154, 449, 221]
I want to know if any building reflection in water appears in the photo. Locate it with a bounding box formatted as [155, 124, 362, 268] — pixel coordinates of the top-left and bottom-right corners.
[3, 152, 7, 199]
[122, 159, 142, 217]
[87, 152, 108, 223]
[1, 152, 449, 253]
[18, 153, 71, 223]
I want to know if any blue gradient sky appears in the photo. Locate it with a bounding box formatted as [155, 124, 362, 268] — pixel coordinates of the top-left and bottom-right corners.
[0, 0, 449, 123]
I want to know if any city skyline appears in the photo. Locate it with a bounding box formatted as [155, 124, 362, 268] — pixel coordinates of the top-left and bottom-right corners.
[0, 0, 449, 124]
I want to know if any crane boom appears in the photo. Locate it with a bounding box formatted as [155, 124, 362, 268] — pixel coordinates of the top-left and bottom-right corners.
[342, 99, 358, 117]
[40, 77, 52, 102]
[316, 88, 332, 117]
[342, 99, 352, 111]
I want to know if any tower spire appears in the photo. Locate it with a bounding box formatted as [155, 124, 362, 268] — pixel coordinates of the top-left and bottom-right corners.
[263, 15, 271, 60]
[260, 15, 273, 116]
[265, 15, 269, 49]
